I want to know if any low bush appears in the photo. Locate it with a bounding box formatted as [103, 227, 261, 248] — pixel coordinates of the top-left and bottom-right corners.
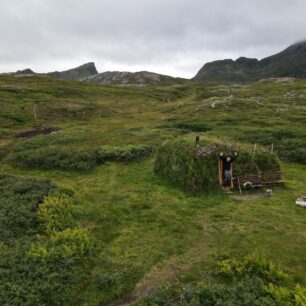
[9, 143, 154, 171]
[37, 194, 74, 234]
[141, 255, 306, 306]
[8, 146, 98, 171]
[0, 176, 87, 306]
[0, 175, 61, 239]
[159, 121, 212, 133]
[28, 227, 90, 259]
[216, 254, 289, 284]
[0, 181, 90, 305]
[96, 144, 153, 163]
[172, 121, 212, 132]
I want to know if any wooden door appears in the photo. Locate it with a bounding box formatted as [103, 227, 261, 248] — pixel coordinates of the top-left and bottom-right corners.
[218, 159, 223, 187]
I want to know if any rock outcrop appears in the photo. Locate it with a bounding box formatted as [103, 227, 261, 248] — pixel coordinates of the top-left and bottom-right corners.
[83, 71, 185, 86]
[193, 41, 306, 83]
[47, 62, 98, 81]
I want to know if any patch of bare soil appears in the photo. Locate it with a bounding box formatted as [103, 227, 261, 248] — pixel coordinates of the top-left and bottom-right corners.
[15, 127, 61, 138]
[231, 193, 272, 201]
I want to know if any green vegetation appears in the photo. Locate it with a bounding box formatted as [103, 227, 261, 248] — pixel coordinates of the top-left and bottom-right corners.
[7, 134, 153, 171]
[1, 74, 306, 305]
[141, 254, 306, 305]
[0, 175, 90, 305]
[154, 139, 280, 194]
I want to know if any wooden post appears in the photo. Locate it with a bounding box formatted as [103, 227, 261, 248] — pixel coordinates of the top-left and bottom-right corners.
[195, 136, 200, 147]
[253, 143, 257, 156]
[231, 166, 234, 189]
[218, 159, 223, 187]
[271, 143, 274, 154]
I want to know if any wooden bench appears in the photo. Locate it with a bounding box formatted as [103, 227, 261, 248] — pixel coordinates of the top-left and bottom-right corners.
[261, 171, 284, 185]
[234, 174, 264, 194]
[234, 171, 284, 194]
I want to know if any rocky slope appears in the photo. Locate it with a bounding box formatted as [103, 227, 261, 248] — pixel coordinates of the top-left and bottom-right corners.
[83, 71, 186, 86]
[193, 41, 306, 83]
[16, 69, 35, 75]
[47, 62, 98, 81]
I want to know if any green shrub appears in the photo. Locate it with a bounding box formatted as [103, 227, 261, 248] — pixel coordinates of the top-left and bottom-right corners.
[9, 146, 98, 171]
[216, 254, 289, 284]
[141, 255, 305, 306]
[28, 228, 90, 259]
[172, 121, 212, 132]
[141, 277, 278, 306]
[267, 283, 306, 306]
[0, 175, 59, 239]
[37, 194, 74, 234]
[9, 143, 153, 171]
[96, 144, 153, 163]
[159, 121, 212, 132]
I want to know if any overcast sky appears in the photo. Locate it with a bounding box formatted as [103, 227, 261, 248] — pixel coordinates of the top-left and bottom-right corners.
[0, 0, 305, 78]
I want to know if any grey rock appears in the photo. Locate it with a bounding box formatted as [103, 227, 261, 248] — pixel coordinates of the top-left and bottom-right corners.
[47, 62, 98, 81]
[193, 41, 306, 83]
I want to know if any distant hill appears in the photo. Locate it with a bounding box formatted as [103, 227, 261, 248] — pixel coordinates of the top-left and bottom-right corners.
[16, 68, 35, 75]
[83, 71, 186, 86]
[193, 41, 306, 83]
[12, 64, 185, 85]
[47, 62, 98, 81]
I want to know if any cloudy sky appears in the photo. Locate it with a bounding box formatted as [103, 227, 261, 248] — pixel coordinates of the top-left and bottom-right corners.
[1, 0, 305, 78]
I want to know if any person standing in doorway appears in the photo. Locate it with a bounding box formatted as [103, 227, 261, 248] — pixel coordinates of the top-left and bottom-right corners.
[220, 152, 238, 187]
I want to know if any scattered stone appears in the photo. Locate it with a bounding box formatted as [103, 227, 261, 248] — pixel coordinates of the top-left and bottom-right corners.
[284, 91, 296, 98]
[197, 144, 218, 157]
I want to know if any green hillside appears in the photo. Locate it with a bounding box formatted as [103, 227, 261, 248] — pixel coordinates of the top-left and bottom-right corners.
[1, 75, 306, 305]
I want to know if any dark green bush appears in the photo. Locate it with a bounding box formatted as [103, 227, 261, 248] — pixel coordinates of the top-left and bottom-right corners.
[0, 175, 59, 239]
[141, 255, 306, 306]
[9, 146, 98, 171]
[172, 121, 212, 132]
[159, 121, 211, 133]
[142, 277, 278, 306]
[96, 145, 153, 163]
[0, 177, 89, 306]
[9, 143, 153, 171]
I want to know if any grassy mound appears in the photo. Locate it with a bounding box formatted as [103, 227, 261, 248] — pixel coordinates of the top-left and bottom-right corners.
[7, 135, 153, 171]
[154, 140, 280, 195]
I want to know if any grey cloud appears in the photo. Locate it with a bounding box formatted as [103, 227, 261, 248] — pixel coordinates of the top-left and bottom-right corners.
[0, 0, 305, 77]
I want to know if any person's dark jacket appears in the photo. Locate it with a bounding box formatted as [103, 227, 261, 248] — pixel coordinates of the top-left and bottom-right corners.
[220, 155, 237, 171]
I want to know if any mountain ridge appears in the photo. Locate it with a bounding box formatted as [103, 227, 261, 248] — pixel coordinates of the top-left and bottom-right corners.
[8, 40, 306, 85]
[193, 41, 306, 83]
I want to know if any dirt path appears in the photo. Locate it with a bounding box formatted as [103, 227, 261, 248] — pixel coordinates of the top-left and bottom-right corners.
[108, 228, 214, 306]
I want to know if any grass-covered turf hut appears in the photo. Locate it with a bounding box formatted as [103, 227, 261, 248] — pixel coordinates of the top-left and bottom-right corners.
[154, 139, 281, 195]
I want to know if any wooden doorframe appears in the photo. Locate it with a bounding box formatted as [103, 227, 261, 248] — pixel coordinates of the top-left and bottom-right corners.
[218, 159, 234, 189]
[218, 159, 223, 187]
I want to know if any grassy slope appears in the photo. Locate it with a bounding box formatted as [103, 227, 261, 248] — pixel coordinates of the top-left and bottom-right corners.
[1, 75, 306, 305]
